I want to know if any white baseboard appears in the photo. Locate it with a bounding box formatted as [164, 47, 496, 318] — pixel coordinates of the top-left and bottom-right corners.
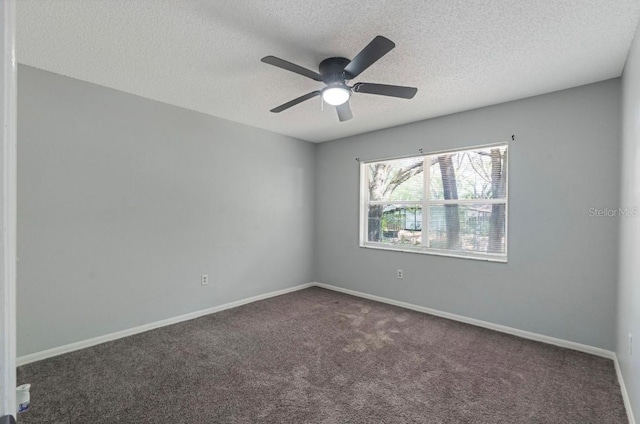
[313, 282, 614, 359]
[17, 281, 636, 423]
[314, 282, 639, 422]
[613, 354, 636, 424]
[19, 281, 615, 364]
[17, 282, 314, 366]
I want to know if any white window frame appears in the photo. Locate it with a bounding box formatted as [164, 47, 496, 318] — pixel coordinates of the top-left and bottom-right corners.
[359, 142, 508, 262]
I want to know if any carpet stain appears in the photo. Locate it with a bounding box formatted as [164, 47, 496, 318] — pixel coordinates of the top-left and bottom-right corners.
[317, 393, 343, 424]
[336, 312, 365, 327]
[343, 338, 367, 353]
[442, 354, 471, 373]
[256, 402, 275, 419]
[374, 318, 388, 328]
[343, 330, 394, 352]
[292, 365, 309, 380]
[359, 305, 371, 314]
[282, 366, 311, 406]
[331, 374, 348, 386]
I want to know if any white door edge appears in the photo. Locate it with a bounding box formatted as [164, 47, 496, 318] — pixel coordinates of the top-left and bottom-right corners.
[0, 0, 17, 418]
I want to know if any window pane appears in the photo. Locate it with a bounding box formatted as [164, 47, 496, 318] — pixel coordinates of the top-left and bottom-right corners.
[428, 203, 506, 254]
[367, 204, 423, 246]
[368, 157, 423, 202]
[429, 146, 507, 200]
[360, 143, 508, 261]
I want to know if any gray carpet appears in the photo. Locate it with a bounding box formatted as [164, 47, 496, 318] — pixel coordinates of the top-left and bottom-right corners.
[17, 287, 627, 423]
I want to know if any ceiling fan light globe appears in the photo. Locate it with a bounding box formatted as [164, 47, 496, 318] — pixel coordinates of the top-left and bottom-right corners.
[322, 87, 350, 106]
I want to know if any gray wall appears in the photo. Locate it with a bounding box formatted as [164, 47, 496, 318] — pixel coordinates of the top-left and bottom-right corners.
[17, 65, 316, 356]
[315, 79, 620, 350]
[17, 63, 624, 362]
[618, 24, 640, 418]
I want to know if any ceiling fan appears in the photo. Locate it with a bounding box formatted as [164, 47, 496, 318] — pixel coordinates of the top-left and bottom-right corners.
[261, 36, 418, 122]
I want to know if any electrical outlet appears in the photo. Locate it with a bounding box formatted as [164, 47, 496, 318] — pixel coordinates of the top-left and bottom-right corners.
[397, 269, 403, 279]
[201, 274, 208, 286]
[629, 333, 633, 356]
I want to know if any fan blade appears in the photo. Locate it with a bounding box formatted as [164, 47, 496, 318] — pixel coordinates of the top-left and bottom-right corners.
[343, 36, 395, 79]
[261, 56, 323, 81]
[353, 83, 417, 99]
[270, 91, 321, 113]
[336, 102, 353, 122]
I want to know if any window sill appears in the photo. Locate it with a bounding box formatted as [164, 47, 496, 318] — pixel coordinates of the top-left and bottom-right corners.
[360, 243, 508, 263]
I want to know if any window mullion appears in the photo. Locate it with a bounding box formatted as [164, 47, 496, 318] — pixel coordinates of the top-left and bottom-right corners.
[360, 162, 368, 244]
[423, 155, 430, 250]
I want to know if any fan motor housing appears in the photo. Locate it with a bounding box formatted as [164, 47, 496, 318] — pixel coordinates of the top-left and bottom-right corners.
[319, 57, 352, 82]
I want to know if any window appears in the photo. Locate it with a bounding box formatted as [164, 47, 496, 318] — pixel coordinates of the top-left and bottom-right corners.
[359, 143, 508, 262]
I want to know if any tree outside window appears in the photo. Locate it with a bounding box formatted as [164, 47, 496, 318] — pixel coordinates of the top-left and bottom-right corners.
[361, 144, 508, 261]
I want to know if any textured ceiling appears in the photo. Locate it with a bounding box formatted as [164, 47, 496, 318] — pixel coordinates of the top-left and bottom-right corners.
[17, 0, 640, 143]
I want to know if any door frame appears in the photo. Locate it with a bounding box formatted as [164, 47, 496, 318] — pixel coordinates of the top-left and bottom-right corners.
[1, 0, 17, 418]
